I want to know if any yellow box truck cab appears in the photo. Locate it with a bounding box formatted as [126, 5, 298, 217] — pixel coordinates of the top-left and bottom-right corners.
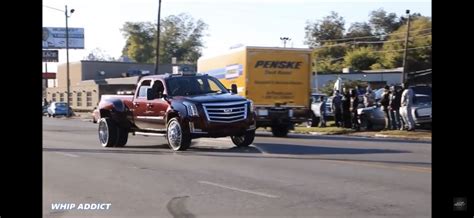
[198, 46, 312, 137]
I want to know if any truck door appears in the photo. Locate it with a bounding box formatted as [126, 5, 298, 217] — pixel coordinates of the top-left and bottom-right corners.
[145, 80, 168, 130]
[132, 79, 152, 129]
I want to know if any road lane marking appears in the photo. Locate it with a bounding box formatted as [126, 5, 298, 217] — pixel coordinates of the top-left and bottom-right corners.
[55, 152, 80, 158]
[252, 145, 268, 155]
[198, 181, 279, 198]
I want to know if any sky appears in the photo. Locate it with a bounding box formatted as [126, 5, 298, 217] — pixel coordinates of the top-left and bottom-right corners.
[42, 0, 431, 72]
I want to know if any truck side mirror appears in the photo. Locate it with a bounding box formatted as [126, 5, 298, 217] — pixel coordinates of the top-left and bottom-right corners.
[231, 84, 238, 94]
[147, 88, 156, 100]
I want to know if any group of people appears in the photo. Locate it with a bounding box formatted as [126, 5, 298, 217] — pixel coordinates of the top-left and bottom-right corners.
[379, 83, 416, 131]
[319, 83, 416, 131]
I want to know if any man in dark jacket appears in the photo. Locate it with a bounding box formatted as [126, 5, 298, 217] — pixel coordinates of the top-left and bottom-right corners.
[350, 89, 360, 131]
[389, 85, 402, 130]
[341, 88, 352, 128]
[380, 85, 391, 130]
[332, 90, 343, 127]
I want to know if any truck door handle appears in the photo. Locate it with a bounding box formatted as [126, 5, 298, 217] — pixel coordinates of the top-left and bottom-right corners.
[133, 102, 140, 107]
[147, 103, 153, 108]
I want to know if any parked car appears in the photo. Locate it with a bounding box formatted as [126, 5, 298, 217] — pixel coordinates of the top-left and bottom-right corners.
[307, 93, 333, 127]
[358, 86, 432, 130]
[47, 102, 72, 117]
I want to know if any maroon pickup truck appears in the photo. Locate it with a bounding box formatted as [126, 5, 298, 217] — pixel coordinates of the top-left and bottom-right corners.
[96, 72, 256, 151]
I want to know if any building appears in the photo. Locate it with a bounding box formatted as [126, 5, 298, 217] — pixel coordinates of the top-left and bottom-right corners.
[313, 68, 403, 91]
[46, 60, 196, 111]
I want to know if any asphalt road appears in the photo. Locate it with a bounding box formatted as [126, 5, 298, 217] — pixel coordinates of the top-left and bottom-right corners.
[43, 117, 431, 218]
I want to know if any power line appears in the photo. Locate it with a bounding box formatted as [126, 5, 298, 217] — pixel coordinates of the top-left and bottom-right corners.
[317, 28, 431, 43]
[317, 46, 431, 62]
[376, 45, 431, 53]
[353, 35, 431, 44]
[314, 34, 431, 48]
[43, 5, 64, 12]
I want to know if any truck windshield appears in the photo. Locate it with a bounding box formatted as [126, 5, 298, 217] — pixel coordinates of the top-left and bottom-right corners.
[166, 76, 229, 96]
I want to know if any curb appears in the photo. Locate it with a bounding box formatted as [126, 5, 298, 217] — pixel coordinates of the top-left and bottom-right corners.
[288, 131, 431, 142]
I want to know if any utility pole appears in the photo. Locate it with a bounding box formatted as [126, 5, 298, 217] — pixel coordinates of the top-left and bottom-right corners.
[65, 5, 74, 116]
[154, 0, 162, 75]
[401, 9, 411, 84]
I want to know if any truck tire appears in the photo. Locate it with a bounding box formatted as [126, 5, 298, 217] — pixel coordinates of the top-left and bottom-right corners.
[98, 118, 119, 147]
[115, 127, 129, 147]
[272, 125, 289, 137]
[166, 118, 191, 151]
[231, 130, 255, 147]
[307, 114, 320, 127]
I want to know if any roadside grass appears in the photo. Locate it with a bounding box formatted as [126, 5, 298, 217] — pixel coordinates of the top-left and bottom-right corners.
[293, 126, 355, 135]
[374, 130, 432, 138]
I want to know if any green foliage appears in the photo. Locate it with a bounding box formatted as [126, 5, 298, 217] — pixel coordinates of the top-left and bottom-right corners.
[304, 11, 345, 47]
[369, 9, 402, 36]
[344, 47, 379, 70]
[380, 16, 432, 71]
[120, 13, 208, 64]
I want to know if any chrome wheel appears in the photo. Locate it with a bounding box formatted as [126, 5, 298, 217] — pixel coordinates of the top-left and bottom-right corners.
[167, 120, 182, 150]
[99, 120, 109, 145]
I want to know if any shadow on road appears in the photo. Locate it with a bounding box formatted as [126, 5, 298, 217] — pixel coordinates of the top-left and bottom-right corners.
[253, 142, 409, 155]
[255, 132, 431, 144]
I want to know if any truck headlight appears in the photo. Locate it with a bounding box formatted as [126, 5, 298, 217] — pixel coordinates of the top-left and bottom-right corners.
[183, 102, 199, 117]
[248, 100, 254, 113]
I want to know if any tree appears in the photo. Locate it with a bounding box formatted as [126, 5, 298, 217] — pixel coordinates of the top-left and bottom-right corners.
[120, 13, 208, 64]
[121, 22, 156, 63]
[346, 22, 374, 39]
[313, 43, 347, 74]
[379, 16, 432, 72]
[84, 48, 115, 61]
[158, 13, 208, 64]
[369, 9, 402, 37]
[304, 11, 345, 47]
[344, 47, 379, 71]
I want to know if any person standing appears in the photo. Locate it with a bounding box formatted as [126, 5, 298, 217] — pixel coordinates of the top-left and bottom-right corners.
[364, 89, 376, 107]
[332, 90, 343, 127]
[389, 85, 402, 130]
[380, 85, 392, 130]
[400, 83, 415, 131]
[341, 88, 352, 128]
[350, 89, 360, 131]
[319, 96, 327, 127]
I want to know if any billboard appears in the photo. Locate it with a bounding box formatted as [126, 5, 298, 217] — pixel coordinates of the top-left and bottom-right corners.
[43, 50, 58, 62]
[42, 27, 84, 49]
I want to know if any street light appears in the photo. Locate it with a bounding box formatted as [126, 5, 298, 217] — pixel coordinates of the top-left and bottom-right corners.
[280, 37, 291, 48]
[65, 5, 75, 116]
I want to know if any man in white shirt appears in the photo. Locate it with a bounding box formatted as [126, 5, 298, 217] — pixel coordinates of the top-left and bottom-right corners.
[400, 83, 415, 131]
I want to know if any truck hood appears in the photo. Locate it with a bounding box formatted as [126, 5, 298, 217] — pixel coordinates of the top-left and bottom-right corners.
[172, 93, 247, 104]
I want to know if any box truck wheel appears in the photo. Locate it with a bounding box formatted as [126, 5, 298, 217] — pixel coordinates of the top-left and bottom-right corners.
[272, 125, 289, 137]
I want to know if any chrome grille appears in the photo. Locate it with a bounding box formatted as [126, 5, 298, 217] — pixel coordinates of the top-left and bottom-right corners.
[202, 101, 247, 123]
